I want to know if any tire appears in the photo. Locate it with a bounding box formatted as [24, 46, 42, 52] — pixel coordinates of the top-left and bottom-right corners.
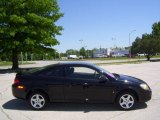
[28, 92, 48, 110]
[116, 92, 136, 110]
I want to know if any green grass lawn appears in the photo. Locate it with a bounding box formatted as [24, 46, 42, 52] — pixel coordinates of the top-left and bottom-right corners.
[0, 61, 35, 66]
[83, 55, 160, 61]
[96, 60, 148, 66]
[0, 61, 12, 66]
[85, 57, 133, 61]
[60, 56, 135, 61]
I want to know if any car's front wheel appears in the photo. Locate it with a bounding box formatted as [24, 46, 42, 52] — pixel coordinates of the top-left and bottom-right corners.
[28, 92, 48, 110]
[116, 92, 136, 110]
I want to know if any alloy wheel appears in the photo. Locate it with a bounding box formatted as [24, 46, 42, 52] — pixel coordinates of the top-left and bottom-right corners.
[119, 94, 135, 109]
[30, 94, 45, 109]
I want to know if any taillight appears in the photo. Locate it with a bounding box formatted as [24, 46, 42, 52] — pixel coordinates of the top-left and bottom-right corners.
[14, 78, 24, 89]
[14, 79, 20, 84]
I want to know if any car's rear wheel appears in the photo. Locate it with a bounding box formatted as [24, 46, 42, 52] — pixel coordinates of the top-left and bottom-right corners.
[116, 92, 136, 110]
[28, 92, 48, 110]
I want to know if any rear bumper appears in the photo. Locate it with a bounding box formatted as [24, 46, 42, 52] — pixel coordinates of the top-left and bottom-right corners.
[138, 90, 152, 102]
[12, 84, 27, 99]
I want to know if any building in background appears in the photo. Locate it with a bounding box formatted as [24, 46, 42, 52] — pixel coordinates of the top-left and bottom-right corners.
[111, 49, 129, 57]
[93, 48, 111, 58]
[93, 48, 129, 58]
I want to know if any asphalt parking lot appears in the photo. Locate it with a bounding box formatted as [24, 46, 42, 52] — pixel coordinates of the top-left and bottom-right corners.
[0, 61, 160, 120]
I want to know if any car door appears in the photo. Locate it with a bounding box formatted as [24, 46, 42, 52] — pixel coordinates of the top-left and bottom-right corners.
[63, 65, 115, 102]
[84, 75, 116, 103]
[36, 66, 65, 101]
[75, 66, 115, 103]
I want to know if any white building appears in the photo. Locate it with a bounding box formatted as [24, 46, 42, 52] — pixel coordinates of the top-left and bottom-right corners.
[111, 50, 129, 57]
[93, 48, 111, 58]
[93, 48, 129, 58]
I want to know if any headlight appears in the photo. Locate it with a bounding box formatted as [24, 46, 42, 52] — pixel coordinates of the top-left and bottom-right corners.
[140, 84, 149, 90]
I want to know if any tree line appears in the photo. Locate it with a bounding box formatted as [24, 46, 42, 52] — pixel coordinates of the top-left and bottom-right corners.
[131, 21, 160, 61]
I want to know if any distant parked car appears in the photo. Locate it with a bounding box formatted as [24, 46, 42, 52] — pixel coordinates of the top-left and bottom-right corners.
[112, 53, 126, 57]
[95, 54, 108, 58]
[68, 55, 78, 59]
[12, 62, 152, 110]
[137, 53, 146, 57]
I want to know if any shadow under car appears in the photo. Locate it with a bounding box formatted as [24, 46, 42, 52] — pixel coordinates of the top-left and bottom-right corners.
[2, 99, 147, 112]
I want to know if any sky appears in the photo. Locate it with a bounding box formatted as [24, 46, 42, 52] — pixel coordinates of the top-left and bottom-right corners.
[55, 0, 160, 52]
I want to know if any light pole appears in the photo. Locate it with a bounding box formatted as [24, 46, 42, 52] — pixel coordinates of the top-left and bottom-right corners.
[112, 37, 116, 58]
[79, 39, 83, 48]
[84, 45, 87, 58]
[112, 37, 116, 48]
[129, 30, 136, 58]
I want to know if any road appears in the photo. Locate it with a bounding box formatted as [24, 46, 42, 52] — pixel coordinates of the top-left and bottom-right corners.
[0, 61, 160, 120]
[0, 58, 147, 69]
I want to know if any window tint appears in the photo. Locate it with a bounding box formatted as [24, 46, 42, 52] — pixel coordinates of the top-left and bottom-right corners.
[38, 67, 64, 77]
[65, 66, 100, 80]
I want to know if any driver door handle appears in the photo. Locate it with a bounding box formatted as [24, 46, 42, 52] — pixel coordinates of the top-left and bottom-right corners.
[83, 83, 88, 88]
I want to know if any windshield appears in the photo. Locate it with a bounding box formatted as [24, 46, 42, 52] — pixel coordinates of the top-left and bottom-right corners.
[99, 67, 116, 79]
[93, 64, 115, 79]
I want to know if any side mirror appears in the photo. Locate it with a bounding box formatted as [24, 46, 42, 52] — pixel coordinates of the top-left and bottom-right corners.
[99, 74, 108, 83]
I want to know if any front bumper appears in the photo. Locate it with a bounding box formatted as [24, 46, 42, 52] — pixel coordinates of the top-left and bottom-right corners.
[138, 90, 152, 102]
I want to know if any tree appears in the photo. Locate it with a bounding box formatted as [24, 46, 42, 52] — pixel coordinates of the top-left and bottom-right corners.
[141, 34, 159, 61]
[66, 49, 79, 56]
[131, 34, 159, 61]
[0, 0, 63, 69]
[152, 21, 160, 36]
[131, 21, 160, 61]
[32, 47, 57, 60]
[79, 47, 86, 57]
[152, 21, 160, 52]
[131, 37, 142, 54]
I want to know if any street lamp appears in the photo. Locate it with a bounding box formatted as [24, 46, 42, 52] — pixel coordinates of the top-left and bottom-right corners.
[129, 30, 136, 58]
[84, 45, 88, 58]
[79, 39, 83, 48]
[112, 37, 116, 48]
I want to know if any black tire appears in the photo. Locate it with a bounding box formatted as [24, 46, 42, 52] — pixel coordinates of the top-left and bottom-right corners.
[116, 92, 136, 110]
[28, 92, 48, 110]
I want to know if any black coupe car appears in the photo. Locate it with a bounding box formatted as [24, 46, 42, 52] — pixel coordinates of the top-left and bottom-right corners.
[12, 62, 152, 110]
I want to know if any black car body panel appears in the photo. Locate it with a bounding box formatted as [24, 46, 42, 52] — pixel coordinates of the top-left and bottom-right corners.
[12, 62, 152, 104]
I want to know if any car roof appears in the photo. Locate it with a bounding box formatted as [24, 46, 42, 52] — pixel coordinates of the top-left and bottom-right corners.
[58, 61, 95, 66]
[40, 62, 98, 71]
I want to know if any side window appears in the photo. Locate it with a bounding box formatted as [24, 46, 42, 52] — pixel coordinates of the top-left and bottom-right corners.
[38, 67, 64, 77]
[65, 66, 100, 80]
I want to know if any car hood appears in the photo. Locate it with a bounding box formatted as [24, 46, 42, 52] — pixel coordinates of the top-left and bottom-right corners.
[113, 73, 145, 84]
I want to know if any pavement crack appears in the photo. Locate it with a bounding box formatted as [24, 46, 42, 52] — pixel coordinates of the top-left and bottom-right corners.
[0, 107, 13, 120]
[19, 111, 33, 120]
[0, 85, 10, 94]
[0, 93, 2, 100]
[0, 86, 10, 101]
[107, 111, 127, 120]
